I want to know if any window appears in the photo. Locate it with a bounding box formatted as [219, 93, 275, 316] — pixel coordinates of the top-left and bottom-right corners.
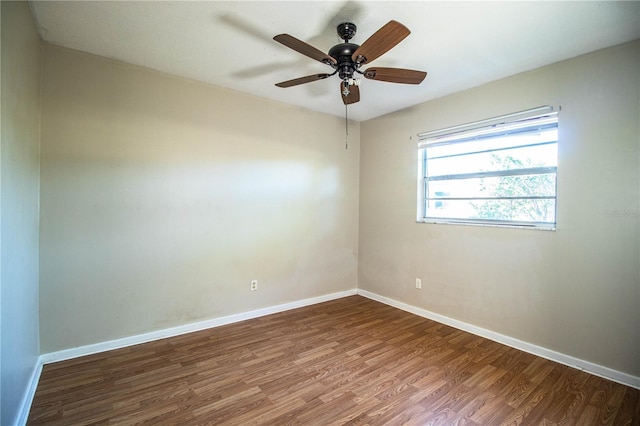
[417, 106, 558, 229]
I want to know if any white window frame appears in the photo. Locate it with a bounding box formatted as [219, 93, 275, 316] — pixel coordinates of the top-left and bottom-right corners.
[416, 106, 558, 230]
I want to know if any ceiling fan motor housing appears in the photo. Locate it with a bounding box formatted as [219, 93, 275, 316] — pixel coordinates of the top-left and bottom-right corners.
[329, 42, 360, 80]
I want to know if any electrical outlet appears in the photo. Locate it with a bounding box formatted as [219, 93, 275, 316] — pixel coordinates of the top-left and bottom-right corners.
[415, 278, 422, 290]
[250, 280, 258, 291]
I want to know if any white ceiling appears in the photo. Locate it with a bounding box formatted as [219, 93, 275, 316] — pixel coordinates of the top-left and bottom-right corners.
[30, 1, 640, 122]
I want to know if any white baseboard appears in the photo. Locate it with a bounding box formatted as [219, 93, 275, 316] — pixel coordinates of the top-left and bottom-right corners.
[357, 289, 640, 390]
[15, 358, 43, 426]
[40, 289, 357, 365]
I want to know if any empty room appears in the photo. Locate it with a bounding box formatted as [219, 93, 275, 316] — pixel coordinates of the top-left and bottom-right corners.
[2, 1, 639, 424]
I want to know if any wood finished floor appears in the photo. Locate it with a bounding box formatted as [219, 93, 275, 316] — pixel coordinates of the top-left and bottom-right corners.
[28, 296, 640, 425]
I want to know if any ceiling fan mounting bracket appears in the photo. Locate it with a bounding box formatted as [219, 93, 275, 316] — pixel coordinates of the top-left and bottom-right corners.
[337, 22, 357, 42]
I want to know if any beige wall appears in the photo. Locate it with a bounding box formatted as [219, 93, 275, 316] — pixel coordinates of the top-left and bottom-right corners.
[1, 1, 42, 424]
[360, 41, 640, 377]
[39, 45, 359, 353]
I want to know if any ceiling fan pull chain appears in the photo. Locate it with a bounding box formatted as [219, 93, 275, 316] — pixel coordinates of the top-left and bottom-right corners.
[345, 104, 348, 150]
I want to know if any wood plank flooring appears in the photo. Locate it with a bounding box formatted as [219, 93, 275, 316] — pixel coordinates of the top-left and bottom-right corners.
[28, 296, 640, 425]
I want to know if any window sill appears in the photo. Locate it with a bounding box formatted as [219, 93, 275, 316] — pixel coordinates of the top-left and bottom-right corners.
[416, 219, 556, 231]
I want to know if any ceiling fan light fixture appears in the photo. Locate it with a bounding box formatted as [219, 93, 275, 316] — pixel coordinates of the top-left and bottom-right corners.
[341, 81, 350, 96]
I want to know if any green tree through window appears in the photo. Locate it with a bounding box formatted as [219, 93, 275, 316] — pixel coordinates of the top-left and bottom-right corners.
[471, 154, 556, 223]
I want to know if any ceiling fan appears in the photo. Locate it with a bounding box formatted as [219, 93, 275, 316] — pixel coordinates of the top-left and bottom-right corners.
[273, 20, 427, 105]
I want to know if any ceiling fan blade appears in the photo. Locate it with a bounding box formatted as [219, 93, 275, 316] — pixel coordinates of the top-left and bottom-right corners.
[341, 82, 360, 105]
[351, 20, 410, 65]
[275, 73, 332, 88]
[274, 34, 337, 65]
[363, 67, 427, 84]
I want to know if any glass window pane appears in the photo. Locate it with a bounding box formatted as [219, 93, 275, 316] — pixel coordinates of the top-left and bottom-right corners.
[428, 173, 556, 199]
[426, 199, 556, 223]
[427, 143, 557, 177]
[427, 128, 557, 160]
